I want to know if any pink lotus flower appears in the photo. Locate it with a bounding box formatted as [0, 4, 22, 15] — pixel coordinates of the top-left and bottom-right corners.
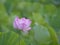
[13, 16, 32, 32]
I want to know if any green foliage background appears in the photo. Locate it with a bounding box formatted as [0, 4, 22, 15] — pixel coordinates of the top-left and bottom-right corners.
[0, 0, 60, 45]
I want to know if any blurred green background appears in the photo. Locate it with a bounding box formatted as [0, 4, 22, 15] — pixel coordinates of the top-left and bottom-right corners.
[0, 0, 60, 45]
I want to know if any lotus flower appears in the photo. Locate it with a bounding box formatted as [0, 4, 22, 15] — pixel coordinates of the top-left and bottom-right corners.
[13, 16, 32, 32]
